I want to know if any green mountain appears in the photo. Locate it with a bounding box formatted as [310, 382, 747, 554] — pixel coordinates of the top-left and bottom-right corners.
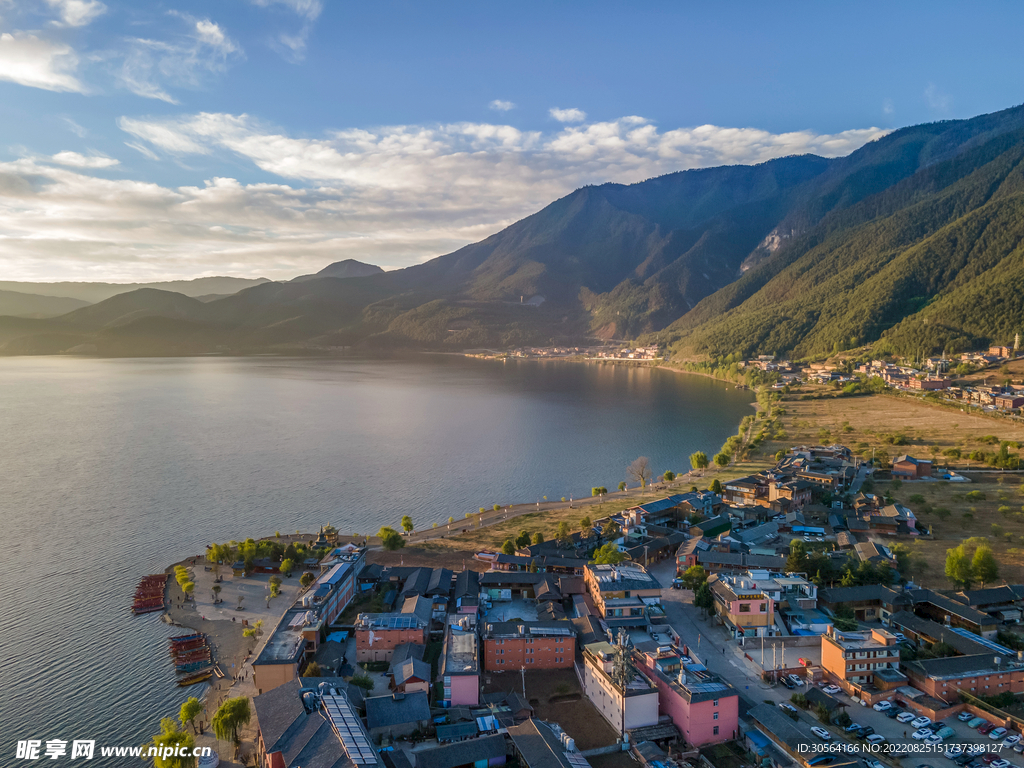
[4, 102, 1024, 357]
[0, 290, 89, 318]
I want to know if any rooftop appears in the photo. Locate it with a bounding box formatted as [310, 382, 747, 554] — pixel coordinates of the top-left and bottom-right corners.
[824, 626, 897, 650]
[416, 735, 507, 768]
[586, 563, 661, 592]
[255, 607, 323, 666]
[364, 691, 431, 731]
[442, 625, 479, 676]
[483, 620, 575, 638]
[904, 654, 1024, 681]
[507, 719, 592, 768]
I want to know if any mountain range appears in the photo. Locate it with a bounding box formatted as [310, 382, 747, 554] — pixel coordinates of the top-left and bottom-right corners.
[4, 103, 1024, 359]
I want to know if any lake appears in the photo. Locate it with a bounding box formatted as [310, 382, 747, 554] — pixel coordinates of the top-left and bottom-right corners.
[0, 354, 752, 761]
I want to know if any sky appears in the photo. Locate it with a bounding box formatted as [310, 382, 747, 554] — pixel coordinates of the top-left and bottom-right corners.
[1, 1, 1023, 283]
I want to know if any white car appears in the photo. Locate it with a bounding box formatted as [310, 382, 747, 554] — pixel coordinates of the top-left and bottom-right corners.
[991, 728, 1009, 741]
[789, 674, 804, 686]
[823, 684, 842, 695]
[811, 727, 831, 741]
[803, 535, 812, 542]
[991, 760, 1011, 768]
[778, 703, 798, 715]
[866, 734, 886, 745]
[873, 701, 892, 712]
[897, 712, 917, 723]
[926, 735, 943, 746]
[913, 729, 932, 740]
[1003, 736, 1021, 748]
[912, 717, 932, 729]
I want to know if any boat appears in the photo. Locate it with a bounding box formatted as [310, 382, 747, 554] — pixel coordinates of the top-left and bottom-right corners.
[169, 633, 203, 643]
[176, 660, 213, 673]
[177, 670, 213, 687]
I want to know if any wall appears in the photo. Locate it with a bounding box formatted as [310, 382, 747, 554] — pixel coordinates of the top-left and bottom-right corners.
[903, 667, 1024, 703]
[355, 627, 428, 662]
[582, 657, 659, 732]
[483, 636, 575, 670]
[446, 673, 479, 707]
[253, 662, 299, 696]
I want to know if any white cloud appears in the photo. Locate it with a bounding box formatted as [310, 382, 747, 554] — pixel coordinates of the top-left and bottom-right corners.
[883, 98, 894, 116]
[489, 100, 515, 112]
[0, 31, 83, 92]
[0, 114, 887, 281]
[45, 0, 106, 27]
[48, 150, 119, 168]
[62, 117, 88, 137]
[115, 18, 241, 103]
[124, 141, 160, 160]
[550, 107, 586, 123]
[250, 0, 322, 61]
[250, 0, 323, 20]
[925, 83, 952, 113]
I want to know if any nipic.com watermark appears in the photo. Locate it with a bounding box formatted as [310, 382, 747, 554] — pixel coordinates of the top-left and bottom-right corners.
[15, 739, 213, 761]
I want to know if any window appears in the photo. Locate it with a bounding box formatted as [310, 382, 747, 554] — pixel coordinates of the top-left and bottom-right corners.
[713, 712, 719, 720]
[713, 699, 719, 706]
[739, 604, 751, 613]
[759, 603, 766, 612]
[713, 726, 719, 736]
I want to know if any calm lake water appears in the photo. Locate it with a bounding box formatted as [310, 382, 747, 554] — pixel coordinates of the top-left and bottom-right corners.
[0, 355, 753, 761]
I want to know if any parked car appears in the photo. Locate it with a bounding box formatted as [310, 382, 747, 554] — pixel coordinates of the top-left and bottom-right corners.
[1013, 743, 1024, 754]
[886, 708, 903, 719]
[954, 754, 976, 766]
[967, 718, 985, 728]
[898, 712, 917, 723]
[823, 684, 842, 695]
[979, 723, 996, 735]
[864, 760, 885, 768]
[959, 712, 975, 722]
[927, 735, 944, 746]
[913, 729, 934, 740]
[782, 677, 796, 689]
[937, 727, 957, 740]
[856, 727, 875, 739]
[811, 727, 832, 741]
[845, 723, 864, 733]
[789, 674, 805, 687]
[981, 755, 998, 765]
[990, 728, 1008, 741]
[866, 734, 886, 745]
[912, 717, 933, 729]
[809, 757, 837, 766]
[927, 722, 947, 732]
[874, 701, 893, 712]
[1003, 736, 1021, 747]
[990, 761, 1011, 768]
[778, 703, 798, 715]
[894, 633, 907, 641]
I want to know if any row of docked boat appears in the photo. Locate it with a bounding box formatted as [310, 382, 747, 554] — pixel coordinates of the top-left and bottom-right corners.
[132, 574, 169, 614]
[170, 633, 215, 686]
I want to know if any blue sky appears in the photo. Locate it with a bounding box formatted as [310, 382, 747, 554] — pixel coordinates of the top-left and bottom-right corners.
[1, 1, 1022, 282]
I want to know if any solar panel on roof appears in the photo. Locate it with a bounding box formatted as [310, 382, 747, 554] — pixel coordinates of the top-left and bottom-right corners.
[322, 692, 378, 765]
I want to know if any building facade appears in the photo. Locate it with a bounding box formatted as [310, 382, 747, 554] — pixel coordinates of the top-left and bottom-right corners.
[482, 621, 576, 671]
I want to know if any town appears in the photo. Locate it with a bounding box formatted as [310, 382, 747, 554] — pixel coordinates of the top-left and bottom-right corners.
[157, 440, 1024, 768]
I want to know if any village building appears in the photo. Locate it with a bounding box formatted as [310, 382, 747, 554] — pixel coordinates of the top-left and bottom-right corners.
[891, 455, 932, 479]
[820, 626, 902, 698]
[440, 617, 480, 707]
[708, 573, 776, 639]
[581, 641, 660, 733]
[902, 654, 1024, 704]
[584, 563, 662, 628]
[481, 620, 576, 671]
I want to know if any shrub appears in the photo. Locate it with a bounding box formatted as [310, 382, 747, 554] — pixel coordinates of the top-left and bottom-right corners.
[966, 491, 987, 502]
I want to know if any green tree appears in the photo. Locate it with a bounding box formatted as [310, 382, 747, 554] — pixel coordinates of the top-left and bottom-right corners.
[690, 451, 709, 473]
[146, 718, 197, 768]
[304, 661, 322, 677]
[592, 487, 607, 496]
[350, 673, 374, 691]
[377, 526, 405, 551]
[713, 452, 730, 468]
[663, 471, 675, 482]
[555, 521, 573, 547]
[786, 540, 808, 573]
[300, 572, 315, 588]
[694, 581, 714, 617]
[279, 558, 294, 577]
[516, 529, 532, 548]
[580, 515, 592, 530]
[400, 515, 414, 533]
[602, 520, 621, 539]
[710, 479, 723, 494]
[182, 581, 195, 601]
[681, 564, 708, 591]
[501, 539, 516, 556]
[945, 545, 974, 589]
[591, 543, 624, 565]
[211, 697, 251, 746]
[179, 697, 203, 734]
[212, 584, 221, 602]
[618, 481, 627, 491]
[972, 545, 1000, 587]
[532, 531, 544, 545]
[448, 516, 454, 525]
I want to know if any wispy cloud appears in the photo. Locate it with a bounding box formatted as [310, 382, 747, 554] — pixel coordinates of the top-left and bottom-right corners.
[249, 0, 323, 62]
[63, 117, 88, 137]
[115, 17, 242, 103]
[882, 98, 894, 116]
[45, 0, 106, 27]
[489, 99, 515, 112]
[550, 107, 586, 123]
[925, 83, 952, 113]
[47, 150, 119, 168]
[0, 31, 84, 92]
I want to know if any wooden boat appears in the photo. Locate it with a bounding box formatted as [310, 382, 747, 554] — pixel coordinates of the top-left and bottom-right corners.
[175, 652, 212, 665]
[132, 603, 165, 615]
[177, 670, 213, 687]
[176, 660, 212, 673]
[169, 633, 203, 645]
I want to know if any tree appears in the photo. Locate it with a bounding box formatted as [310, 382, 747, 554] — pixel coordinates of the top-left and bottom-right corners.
[269, 576, 282, 603]
[350, 673, 374, 691]
[212, 697, 251, 746]
[602, 520, 621, 539]
[888, 543, 913, 578]
[710, 479, 723, 494]
[179, 697, 203, 734]
[618, 481, 627, 492]
[592, 543, 625, 565]
[664, 471, 675, 482]
[304, 661, 322, 677]
[300, 572, 315, 588]
[147, 718, 197, 768]
[377, 526, 405, 551]
[694, 581, 714, 617]
[448, 516, 454, 525]
[580, 515, 592, 530]
[516, 529, 532, 548]
[627, 456, 653, 492]
[532, 532, 544, 545]
[555, 521, 573, 547]
[972, 545, 1000, 587]
[713, 452, 730, 468]
[681, 565, 708, 591]
[690, 451, 709, 474]
[592, 487, 607, 496]
[400, 515, 414, 533]
[212, 584, 222, 603]
[279, 558, 294, 577]
[501, 539, 516, 556]
[182, 581, 195, 601]
[945, 545, 974, 589]
[786, 540, 808, 573]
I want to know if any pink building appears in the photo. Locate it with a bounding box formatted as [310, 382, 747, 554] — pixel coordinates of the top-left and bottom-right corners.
[637, 648, 738, 747]
[440, 621, 479, 706]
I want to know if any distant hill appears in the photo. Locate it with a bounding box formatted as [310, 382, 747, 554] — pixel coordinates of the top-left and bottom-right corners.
[290, 259, 385, 281]
[5, 102, 1024, 357]
[0, 290, 89, 318]
[0, 276, 270, 303]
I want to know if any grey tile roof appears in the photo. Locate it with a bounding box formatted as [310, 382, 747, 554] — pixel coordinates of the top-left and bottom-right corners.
[909, 589, 996, 626]
[401, 595, 434, 623]
[507, 720, 584, 768]
[415, 735, 507, 768]
[453, 569, 480, 599]
[388, 643, 426, 675]
[954, 586, 1020, 607]
[817, 585, 898, 604]
[480, 572, 545, 587]
[365, 692, 431, 730]
[889, 611, 993, 656]
[426, 568, 454, 596]
[401, 568, 432, 597]
[904, 654, 1014, 680]
[395, 657, 431, 686]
